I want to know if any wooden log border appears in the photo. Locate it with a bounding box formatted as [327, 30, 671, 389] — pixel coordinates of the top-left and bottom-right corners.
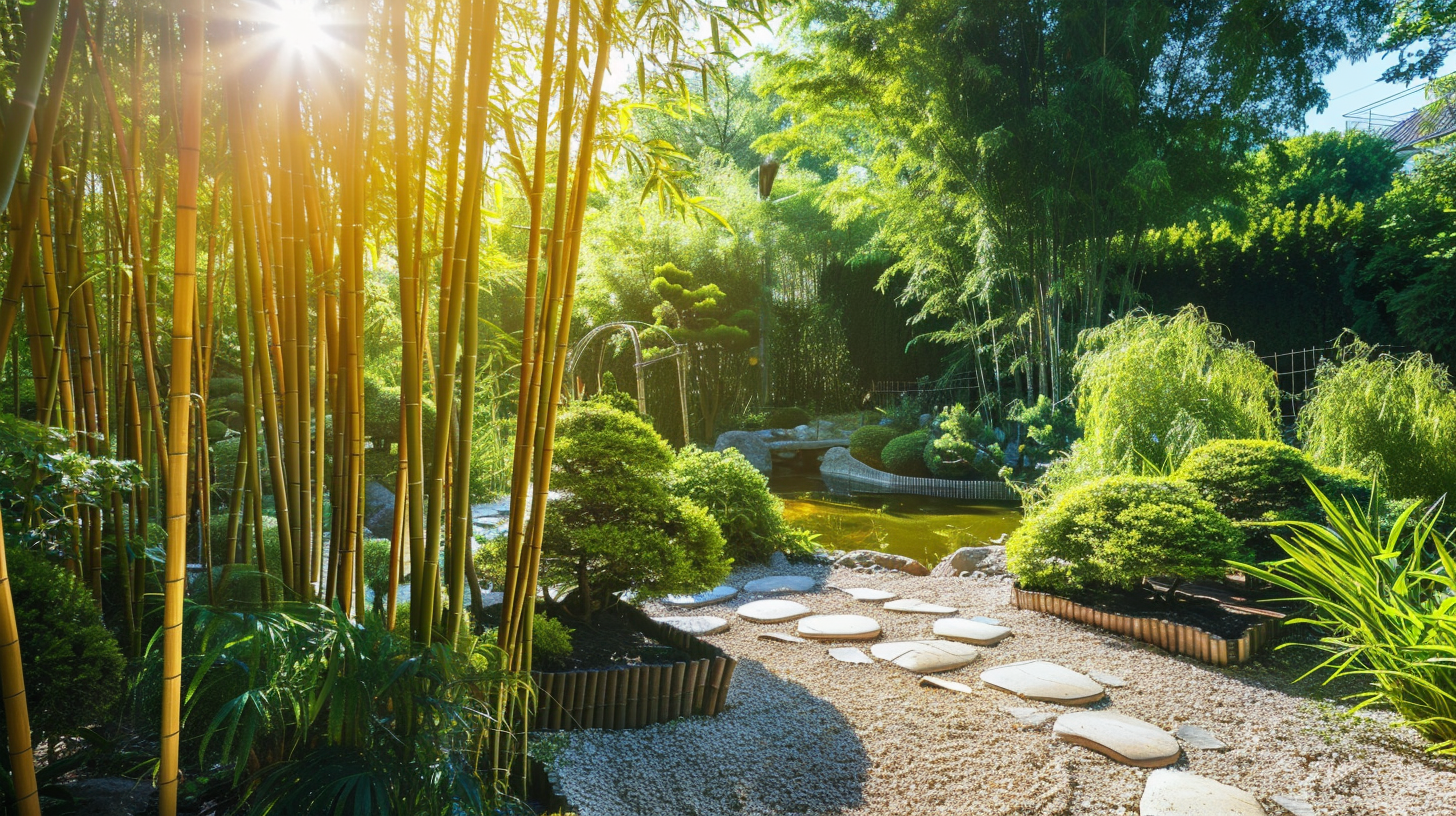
[1011, 585, 1278, 667]
[530, 604, 736, 731]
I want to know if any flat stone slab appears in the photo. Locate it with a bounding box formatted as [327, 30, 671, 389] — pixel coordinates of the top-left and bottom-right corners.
[1004, 706, 1056, 729]
[758, 632, 808, 644]
[1176, 724, 1229, 751]
[883, 598, 957, 615]
[1053, 711, 1181, 768]
[652, 616, 729, 636]
[798, 614, 882, 641]
[1141, 769, 1266, 816]
[919, 676, 975, 694]
[933, 617, 1013, 645]
[971, 615, 1002, 625]
[661, 585, 739, 608]
[1270, 795, 1316, 816]
[834, 586, 898, 602]
[1088, 671, 1128, 688]
[737, 599, 812, 623]
[870, 640, 981, 673]
[980, 660, 1105, 705]
[743, 575, 817, 595]
[828, 647, 874, 664]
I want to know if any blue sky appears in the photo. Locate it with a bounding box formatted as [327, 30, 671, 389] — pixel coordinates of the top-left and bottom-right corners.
[1304, 52, 1448, 134]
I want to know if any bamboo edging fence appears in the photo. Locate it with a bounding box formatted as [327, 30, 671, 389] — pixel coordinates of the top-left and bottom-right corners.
[1011, 585, 1279, 667]
[528, 605, 737, 731]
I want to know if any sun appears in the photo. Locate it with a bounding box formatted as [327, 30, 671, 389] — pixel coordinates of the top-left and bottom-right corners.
[264, 0, 335, 57]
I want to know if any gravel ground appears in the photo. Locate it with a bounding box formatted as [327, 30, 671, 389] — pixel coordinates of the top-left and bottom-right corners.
[546, 562, 1456, 815]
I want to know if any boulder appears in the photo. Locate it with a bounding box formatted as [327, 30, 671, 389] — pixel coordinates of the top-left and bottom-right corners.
[715, 430, 773, 475]
[931, 546, 1006, 577]
[363, 479, 397, 537]
[834, 549, 930, 576]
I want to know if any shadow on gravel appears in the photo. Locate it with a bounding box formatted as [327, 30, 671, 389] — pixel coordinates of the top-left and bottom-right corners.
[548, 657, 869, 816]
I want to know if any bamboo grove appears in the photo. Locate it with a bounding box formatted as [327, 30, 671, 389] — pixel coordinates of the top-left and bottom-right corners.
[0, 0, 770, 811]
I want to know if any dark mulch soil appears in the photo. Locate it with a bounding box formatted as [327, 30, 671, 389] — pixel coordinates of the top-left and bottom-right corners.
[478, 602, 692, 671]
[1056, 581, 1295, 640]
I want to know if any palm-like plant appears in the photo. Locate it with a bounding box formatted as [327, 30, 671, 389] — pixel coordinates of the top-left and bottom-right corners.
[1237, 483, 1456, 753]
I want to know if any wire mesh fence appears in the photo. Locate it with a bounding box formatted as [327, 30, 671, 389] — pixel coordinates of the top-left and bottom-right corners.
[867, 375, 981, 412]
[1259, 343, 1406, 422]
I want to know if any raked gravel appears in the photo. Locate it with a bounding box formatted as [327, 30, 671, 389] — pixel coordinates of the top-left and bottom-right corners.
[545, 563, 1456, 815]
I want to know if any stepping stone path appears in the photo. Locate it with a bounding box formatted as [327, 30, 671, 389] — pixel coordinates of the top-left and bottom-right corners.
[1003, 706, 1056, 729]
[797, 614, 882, 641]
[971, 616, 1002, 626]
[737, 599, 812, 623]
[758, 632, 808, 644]
[933, 617, 1013, 645]
[661, 585, 739, 609]
[920, 676, 975, 695]
[1141, 769, 1266, 816]
[870, 640, 981, 673]
[1176, 724, 1229, 751]
[1088, 671, 1128, 688]
[1053, 711, 1181, 768]
[834, 587, 897, 602]
[883, 598, 957, 615]
[1270, 795, 1317, 816]
[980, 660, 1106, 705]
[743, 575, 817, 595]
[828, 647, 874, 665]
[652, 616, 729, 636]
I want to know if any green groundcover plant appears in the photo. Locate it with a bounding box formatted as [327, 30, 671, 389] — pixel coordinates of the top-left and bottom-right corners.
[1237, 485, 1456, 754]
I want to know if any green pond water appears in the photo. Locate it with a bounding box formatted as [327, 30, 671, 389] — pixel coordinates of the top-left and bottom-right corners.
[770, 474, 1023, 567]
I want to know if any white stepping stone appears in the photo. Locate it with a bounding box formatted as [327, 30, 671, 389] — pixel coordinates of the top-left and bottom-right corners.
[797, 614, 882, 641]
[834, 586, 897, 602]
[1176, 724, 1229, 751]
[737, 599, 811, 623]
[980, 660, 1105, 705]
[758, 632, 807, 644]
[971, 615, 1002, 626]
[661, 585, 739, 608]
[652, 616, 729, 636]
[1089, 670, 1128, 688]
[1270, 795, 1316, 816]
[828, 647, 873, 664]
[883, 598, 957, 615]
[1141, 769, 1266, 816]
[1003, 706, 1056, 729]
[870, 640, 981, 673]
[919, 676, 975, 694]
[1053, 711, 1181, 768]
[933, 617, 1013, 645]
[743, 575, 816, 595]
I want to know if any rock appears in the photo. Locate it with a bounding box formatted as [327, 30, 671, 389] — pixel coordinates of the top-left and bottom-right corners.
[918, 413, 932, 428]
[834, 549, 930, 576]
[1270, 795, 1317, 816]
[792, 424, 814, 440]
[870, 640, 981, 673]
[798, 614, 882, 641]
[714, 430, 773, 475]
[1003, 706, 1056, 729]
[990, 533, 1010, 545]
[828, 646, 874, 664]
[980, 660, 1106, 705]
[834, 586, 898, 602]
[1088, 671, 1128, 688]
[661, 585, 739, 609]
[363, 479, 397, 537]
[883, 598, 957, 615]
[1053, 711, 1182, 768]
[737, 599, 812, 623]
[933, 617, 1013, 645]
[931, 546, 1001, 577]
[653, 616, 730, 636]
[743, 575, 817, 595]
[758, 632, 808, 644]
[1176, 724, 1229, 751]
[920, 676, 976, 694]
[770, 551, 790, 570]
[971, 615, 1002, 626]
[1140, 769, 1266, 816]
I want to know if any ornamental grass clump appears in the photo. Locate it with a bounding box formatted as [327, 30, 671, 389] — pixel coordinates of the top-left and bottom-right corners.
[1238, 486, 1456, 753]
[1296, 342, 1456, 501]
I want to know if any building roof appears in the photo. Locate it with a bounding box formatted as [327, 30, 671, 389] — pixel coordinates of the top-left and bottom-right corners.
[1383, 102, 1456, 151]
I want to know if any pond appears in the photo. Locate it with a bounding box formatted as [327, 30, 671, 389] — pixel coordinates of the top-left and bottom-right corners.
[771, 473, 1023, 567]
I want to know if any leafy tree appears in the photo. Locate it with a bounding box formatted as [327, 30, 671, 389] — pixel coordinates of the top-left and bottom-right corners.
[650, 262, 757, 440]
[1238, 130, 1404, 212]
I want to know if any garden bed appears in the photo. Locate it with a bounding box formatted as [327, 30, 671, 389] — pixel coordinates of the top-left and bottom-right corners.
[1011, 582, 1286, 666]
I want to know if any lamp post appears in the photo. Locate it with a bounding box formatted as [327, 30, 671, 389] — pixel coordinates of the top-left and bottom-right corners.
[758, 155, 779, 406]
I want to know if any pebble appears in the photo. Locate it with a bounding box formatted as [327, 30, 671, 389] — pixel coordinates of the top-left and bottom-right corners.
[828, 647, 874, 665]
[1176, 723, 1230, 751]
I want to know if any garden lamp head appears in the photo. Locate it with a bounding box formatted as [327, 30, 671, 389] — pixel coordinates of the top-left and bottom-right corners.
[759, 155, 780, 200]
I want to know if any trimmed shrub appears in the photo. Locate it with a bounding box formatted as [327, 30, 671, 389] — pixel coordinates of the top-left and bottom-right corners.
[925, 404, 1003, 479]
[765, 406, 812, 429]
[669, 445, 815, 562]
[849, 425, 901, 470]
[531, 615, 574, 669]
[363, 537, 393, 612]
[881, 430, 931, 477]
[1007, 476, 1246, 594]
[1175, 439, 1316, 521]
[3, 548, 125, 741]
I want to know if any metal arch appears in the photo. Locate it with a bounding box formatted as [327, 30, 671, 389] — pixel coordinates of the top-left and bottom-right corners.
[565, 321, 692, 445]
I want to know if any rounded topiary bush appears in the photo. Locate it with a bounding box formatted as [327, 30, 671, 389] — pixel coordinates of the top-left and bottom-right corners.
[765, 406, 812, 429]
[1174, 439, 1316, 521]
[3, 548, 125, 741]
[881, 430, 931, 477]
[849, 425, 901, 470]
[1007, 476, 1246, 594]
